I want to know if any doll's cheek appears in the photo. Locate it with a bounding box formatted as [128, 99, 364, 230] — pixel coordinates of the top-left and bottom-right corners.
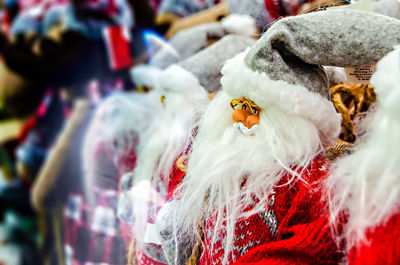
[232, 109, 248, 123]
[245, 114, 260, 129]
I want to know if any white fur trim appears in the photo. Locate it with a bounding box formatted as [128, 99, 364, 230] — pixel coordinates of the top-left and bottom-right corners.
[323, 66, 348, 86]
[221, 14, 257, 37]
[371, 46, 400, 122]
[221, 50, 341, 146]
[159, 64, 204, 94]
[130, 64, 162, 88]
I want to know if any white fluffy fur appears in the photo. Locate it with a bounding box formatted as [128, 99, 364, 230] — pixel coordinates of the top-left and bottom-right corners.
[130, 65, 209, 250]
[222, 50, 341, 147]
[169, 88, 326, 264]
[323, 66, 348, 86]
[130, 64, 163, 88]
[221, 14, 258, 37]
[132, 65, 209, 190]
[327, 47, 400, 249]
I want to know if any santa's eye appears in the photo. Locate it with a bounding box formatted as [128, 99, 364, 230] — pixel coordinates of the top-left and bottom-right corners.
[230, 97, 262, 115]
[230, 98, 244, 110]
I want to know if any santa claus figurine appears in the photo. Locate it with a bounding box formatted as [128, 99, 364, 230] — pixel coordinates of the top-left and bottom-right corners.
[157, 9, 400, 265]
[327, 47, 400, 265]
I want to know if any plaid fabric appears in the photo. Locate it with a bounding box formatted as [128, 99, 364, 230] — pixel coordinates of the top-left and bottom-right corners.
[64, 141, 138, 265]
[64, 189, 127, 265]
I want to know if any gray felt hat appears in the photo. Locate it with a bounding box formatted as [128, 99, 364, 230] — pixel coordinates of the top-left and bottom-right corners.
[159, 34, 256, 96]
[178, 34, 256, 93]
[372, 0, 400, 18]
[150, 22, 226, 69]
[221, 9, 400, 146]
[150, 14, 257, 70]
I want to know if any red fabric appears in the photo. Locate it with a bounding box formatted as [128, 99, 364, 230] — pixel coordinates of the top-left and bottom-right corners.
[107, 0, 117, 15]
[18, 117, 37, 143]
[18, 90, 55, 143]
[103, 26, 133, 71]
[166, 159, 186, 201]
[265, 0, 283, 20]
[149, 0, 162, 12]
[117, 142, 138, 184]
[265, 0, 314, 20]
[199, 157, 342, 265]
[136, 245, 168, 265]
[1, 10, 11, 36]
[166, 143, 192, 199]
[120, 222, 133, 246]
[348, 213, 400, 265]
[64, 190, 126, 265]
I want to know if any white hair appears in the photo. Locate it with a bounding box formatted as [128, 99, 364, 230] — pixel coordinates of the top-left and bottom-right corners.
[169, 90, 325, 264]
[132, 65, 209, 190]
[327, 47, 400, 249]
[131, 96, 195, 190]
[129, 65, 209, 252]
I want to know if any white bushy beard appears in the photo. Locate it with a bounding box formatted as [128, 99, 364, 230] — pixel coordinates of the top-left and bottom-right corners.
[129, 88, 208, 252]
[327, 50, 400, 249]
[132, 91, 206, 192]
[169, 91, 324, 264]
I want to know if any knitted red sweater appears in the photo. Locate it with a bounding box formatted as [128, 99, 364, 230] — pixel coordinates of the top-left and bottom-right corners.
[348, 213, 400, 265]
[200, 157, 342, 265]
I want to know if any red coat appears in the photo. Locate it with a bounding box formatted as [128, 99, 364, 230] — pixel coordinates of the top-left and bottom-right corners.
[200, 157, 342, 265]
[348, 213, 400, 265]
[264, 0, 313, 20]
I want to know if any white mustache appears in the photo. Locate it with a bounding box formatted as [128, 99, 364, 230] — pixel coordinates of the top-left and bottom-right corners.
[233, 122, 259, 136]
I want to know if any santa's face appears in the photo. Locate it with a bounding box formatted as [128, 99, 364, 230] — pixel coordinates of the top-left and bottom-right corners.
[230, 97, 261, 136]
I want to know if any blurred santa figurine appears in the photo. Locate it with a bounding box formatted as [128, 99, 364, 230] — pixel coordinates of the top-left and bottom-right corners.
[327, 46, 400, 265]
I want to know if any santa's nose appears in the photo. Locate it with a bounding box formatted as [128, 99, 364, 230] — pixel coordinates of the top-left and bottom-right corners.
[232, 109, 260, 129]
